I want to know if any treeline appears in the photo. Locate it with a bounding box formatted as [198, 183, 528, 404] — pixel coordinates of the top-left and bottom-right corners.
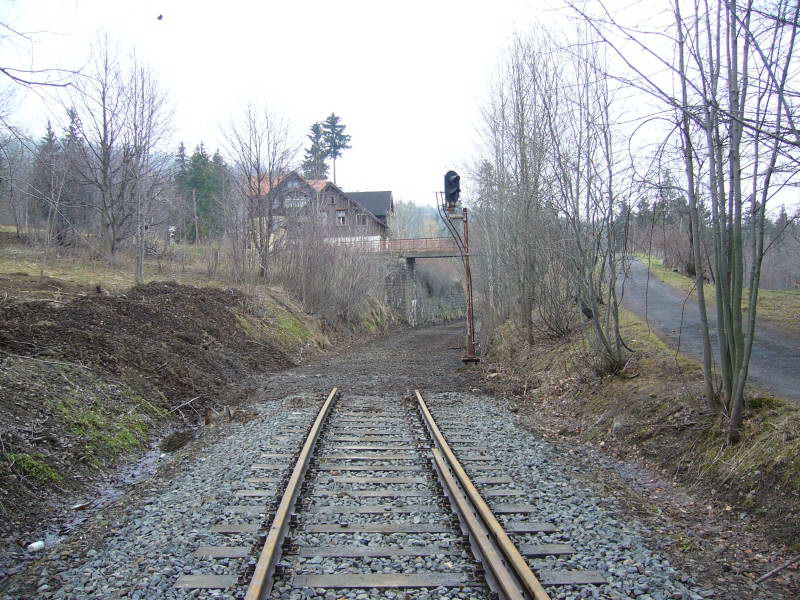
[628, 193, 799, 291]
[0, 39, 388, 324]
[392, 201, 448, 239]
[0, 36, 465, 327]
[470, 0, 800, 444]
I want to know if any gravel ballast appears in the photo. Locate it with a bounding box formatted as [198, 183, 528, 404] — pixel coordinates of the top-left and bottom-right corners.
[0, 323, 721, 599]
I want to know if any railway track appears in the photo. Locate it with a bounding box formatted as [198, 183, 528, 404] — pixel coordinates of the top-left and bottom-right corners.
[175, 389, 605, 599]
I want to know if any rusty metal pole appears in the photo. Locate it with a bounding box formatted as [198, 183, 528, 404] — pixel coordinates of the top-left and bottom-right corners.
[462, 207, 479, 363]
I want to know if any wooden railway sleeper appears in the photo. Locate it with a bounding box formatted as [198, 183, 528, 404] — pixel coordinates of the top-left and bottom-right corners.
[243, 387, 339, 600]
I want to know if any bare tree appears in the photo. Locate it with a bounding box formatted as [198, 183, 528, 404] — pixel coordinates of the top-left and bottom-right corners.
[0, 21, 76, 88]
[123, 58, 172, 283]
[223, 103, 298, 280]
[270, 217, 390, 321]
[65, 39, 132, 258]
[568, 0, 800, 441]
[0, 133, 34, 236]
[470, 27, 632, 372]
[539, 26, 632, 370]
[58, 39, 170, 266]
[470, 32, 559, 344]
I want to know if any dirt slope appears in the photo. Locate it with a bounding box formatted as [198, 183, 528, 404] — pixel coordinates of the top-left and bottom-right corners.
[0, 279, 299, 576]
[1, 281, 292, 408]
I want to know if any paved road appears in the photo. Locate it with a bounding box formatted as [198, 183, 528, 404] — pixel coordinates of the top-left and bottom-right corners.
[620, 259, 800, 401]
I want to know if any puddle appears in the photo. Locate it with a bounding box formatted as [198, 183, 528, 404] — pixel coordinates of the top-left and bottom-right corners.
[57, 445, 163, 538]
[0, 442, 163, 580]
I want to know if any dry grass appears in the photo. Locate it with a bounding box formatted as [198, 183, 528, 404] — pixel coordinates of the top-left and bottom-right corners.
[635, 253, 800, 335]
[0, 241, 211, 290]
[485, 309, 800, 542]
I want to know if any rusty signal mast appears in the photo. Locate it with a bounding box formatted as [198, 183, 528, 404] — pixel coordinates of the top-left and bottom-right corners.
[437, 170, 479, 363]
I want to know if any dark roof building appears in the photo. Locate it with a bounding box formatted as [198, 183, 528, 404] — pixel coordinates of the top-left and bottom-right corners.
[345, 191, 394, 227]
[254, 172, 393, 241]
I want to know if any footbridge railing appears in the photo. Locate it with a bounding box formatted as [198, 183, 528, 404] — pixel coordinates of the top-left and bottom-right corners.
[340, 237, 460, 257]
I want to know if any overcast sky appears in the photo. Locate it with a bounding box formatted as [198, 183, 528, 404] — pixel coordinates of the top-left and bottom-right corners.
[0, 0, 566, 206]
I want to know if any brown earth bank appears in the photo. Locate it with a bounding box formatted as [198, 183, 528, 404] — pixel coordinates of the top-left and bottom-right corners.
[478, 319, 799, 596]
[0, 275, 326, 578]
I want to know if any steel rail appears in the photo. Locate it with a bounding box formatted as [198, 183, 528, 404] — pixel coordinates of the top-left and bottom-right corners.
[245, 387, 339, 600]
[415, 390, 551, 600]
[430, 446, 525, 599]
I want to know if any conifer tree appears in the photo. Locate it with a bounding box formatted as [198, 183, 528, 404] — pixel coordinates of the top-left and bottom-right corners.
[59, 108, 85, 230]
[174, 142, 229, 239]
[32, 121, 60, 221]
[321, 113, 351, 184]
[300, 122, 329, 180]
[175, 142, 188, 189]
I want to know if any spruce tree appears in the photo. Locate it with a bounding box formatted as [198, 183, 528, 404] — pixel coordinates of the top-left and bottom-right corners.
[300, 122, 329, 180]
[321, 113, 351, 184]
[32, 121, 60, 221]
[187, 143, 212, 241]
[60, 108, 85, 230]
[207, 149, 229, 233]
[175, 142, 189, 190]
[179, 143, 232, 239]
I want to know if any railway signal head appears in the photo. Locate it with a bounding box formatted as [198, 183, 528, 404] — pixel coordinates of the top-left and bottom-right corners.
[444, 170, 460, 211]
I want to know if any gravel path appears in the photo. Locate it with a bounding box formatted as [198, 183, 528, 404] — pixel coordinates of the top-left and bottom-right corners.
[0, 323, 723, 599]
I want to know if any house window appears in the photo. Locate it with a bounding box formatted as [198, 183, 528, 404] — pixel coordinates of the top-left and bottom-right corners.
[271, 196, 280, 210]
[356, 213, 367, 226]
[329, 195, 336, 205]
[336, 210, 346, 226]
[285, 192, 307, 209]
[286, 179, 299, 189]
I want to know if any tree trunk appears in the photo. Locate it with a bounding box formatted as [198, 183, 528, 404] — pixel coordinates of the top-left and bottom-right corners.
[193, 188, 200, 246]
[675, 0, 719, 411]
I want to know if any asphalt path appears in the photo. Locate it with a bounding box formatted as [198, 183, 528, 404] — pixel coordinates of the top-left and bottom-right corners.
[620, 259, 800, 401]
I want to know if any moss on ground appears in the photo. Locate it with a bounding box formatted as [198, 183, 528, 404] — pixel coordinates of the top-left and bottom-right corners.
[1, 356, 165, 469]
[275, 311, 312, 344]
[52, 392, 154, 464]
[1, 453, 62, 484]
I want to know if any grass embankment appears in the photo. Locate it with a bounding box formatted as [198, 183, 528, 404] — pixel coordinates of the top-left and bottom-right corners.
[485, 310, 800, 544]
[635, 253, 800, 334]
